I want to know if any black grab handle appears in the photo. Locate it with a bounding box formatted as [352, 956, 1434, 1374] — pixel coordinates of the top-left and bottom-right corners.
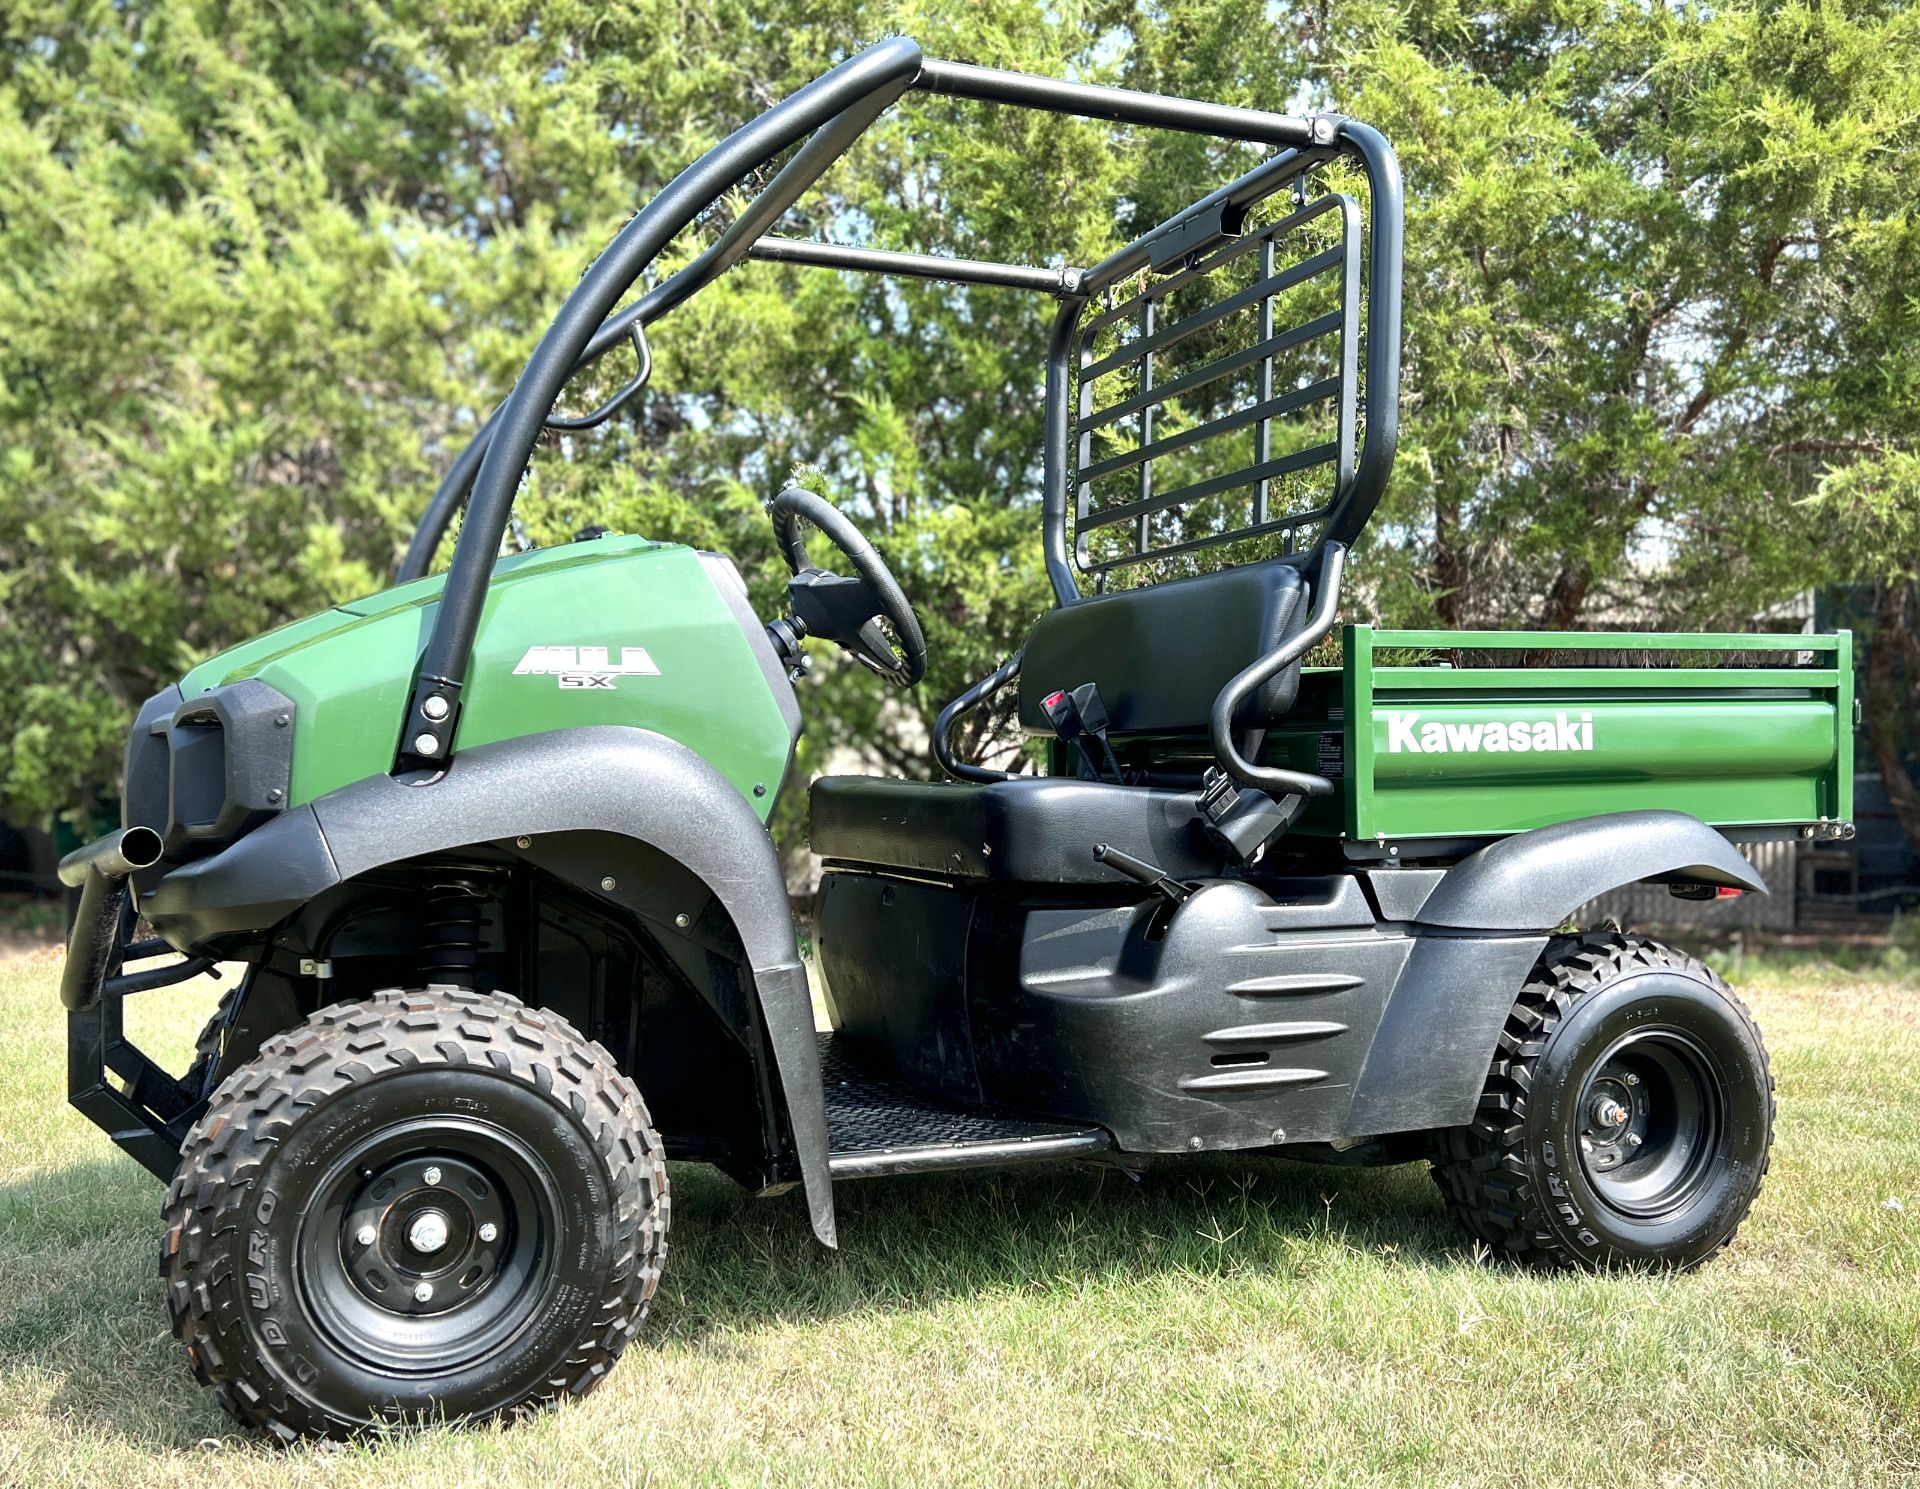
[933, 653, 1024, 783]
[1207, 542, 1346, 797]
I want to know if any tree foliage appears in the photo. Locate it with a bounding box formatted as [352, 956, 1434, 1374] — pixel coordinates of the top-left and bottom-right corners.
[2, 1, 1915, 859]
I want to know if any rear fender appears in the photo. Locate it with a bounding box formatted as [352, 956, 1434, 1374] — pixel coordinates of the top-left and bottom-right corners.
[141, 726, 835, 1246]
[1345, 811, 1765, 1137]
[1411, 809, 1766, 932]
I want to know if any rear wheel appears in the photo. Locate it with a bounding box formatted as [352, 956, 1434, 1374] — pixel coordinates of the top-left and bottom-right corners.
[161, 986, 668, 1442]
[1430, 932, 1773, 1270]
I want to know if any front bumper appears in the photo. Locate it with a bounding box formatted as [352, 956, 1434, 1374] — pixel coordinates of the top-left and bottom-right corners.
[59, 827, 222, 1180]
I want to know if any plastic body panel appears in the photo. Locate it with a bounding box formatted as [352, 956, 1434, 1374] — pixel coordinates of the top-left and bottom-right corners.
[138, 724, 835, 1245]
[817, 870, 1416, 1150]
[810, 775, 1220, 882]
[977, 882, 1415, 1150]
[812, 807, 1777, 1149]
[1413, 810, 1766, 929]
[1345, 930, 1548, 1132]
[815, 875, 982, 1105]
[176, 538, 798, 819]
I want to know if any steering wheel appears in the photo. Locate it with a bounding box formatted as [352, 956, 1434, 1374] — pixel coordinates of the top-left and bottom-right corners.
[768, 486, 927, 688]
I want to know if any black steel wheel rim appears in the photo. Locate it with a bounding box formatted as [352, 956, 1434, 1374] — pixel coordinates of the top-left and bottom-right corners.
[1576, 1027, 1727, 1221]
[296, 1117, 563, 1376]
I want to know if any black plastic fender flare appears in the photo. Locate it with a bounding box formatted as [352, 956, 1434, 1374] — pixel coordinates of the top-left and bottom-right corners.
[1345, 810, 1768, 1138]
[142, 726, 837, 1246]
[1411, 809, 1767, 931]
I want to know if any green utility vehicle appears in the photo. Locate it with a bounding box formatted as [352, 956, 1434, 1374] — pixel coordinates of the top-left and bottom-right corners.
[59, 40, 1849, 1442]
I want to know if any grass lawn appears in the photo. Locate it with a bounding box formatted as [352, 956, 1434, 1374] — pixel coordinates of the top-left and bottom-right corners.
[0, 950, 1915, 1487]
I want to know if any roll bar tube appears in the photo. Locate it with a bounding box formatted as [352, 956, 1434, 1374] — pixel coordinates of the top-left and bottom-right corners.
[1322, 121, 1402, 551]
[1039, 306, 1083, 606]
[914, 60, 1320, 146]
[750, 238, 1088, 295]
[393, 39, 1386, 774]
[398, 405, 500, 584]
[396, 39, 926, 764]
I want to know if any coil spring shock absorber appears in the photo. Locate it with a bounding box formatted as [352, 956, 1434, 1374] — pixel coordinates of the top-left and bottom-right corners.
[420, 877, 489, 987]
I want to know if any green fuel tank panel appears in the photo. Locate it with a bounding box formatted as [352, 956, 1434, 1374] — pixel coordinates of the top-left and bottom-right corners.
[177, 537, 800, 821]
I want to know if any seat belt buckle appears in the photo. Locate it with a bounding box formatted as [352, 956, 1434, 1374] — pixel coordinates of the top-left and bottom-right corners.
[1042, 684, 1125, 784]
[1040, 688, 1082, 739]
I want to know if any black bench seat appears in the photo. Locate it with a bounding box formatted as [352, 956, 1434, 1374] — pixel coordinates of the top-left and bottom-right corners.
[809, 775, 1216, 884]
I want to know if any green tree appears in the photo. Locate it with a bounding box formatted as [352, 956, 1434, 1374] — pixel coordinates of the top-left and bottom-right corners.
[3, 1, 1916, 865]
[0, 0, 1133, 854]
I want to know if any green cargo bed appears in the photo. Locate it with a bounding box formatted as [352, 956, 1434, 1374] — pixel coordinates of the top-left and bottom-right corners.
[1260, 627, 1854, 852]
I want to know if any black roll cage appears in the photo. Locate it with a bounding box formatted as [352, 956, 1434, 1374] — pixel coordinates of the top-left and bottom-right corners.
[393, 37, 1403, 776]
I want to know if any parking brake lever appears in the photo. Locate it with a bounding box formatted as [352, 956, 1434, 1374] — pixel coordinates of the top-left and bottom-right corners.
[1092, 843, 1191, 906]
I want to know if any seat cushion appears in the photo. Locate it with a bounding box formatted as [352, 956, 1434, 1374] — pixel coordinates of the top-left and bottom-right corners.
[1017, 561, 1308, 736]
[810, 775, 1217, 883]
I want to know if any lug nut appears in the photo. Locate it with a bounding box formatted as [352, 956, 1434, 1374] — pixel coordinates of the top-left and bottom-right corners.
[478, 1222, 498, 1243]
[422, 1166, 442, 1187]
[413, 1282, 434, 1304]
[356, 1224, 377, 1247]
[1626, 1133, 1644, 1149]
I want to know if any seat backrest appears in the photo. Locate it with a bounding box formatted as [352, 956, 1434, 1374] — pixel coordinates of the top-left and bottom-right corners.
[1016, 562, 1308, 736]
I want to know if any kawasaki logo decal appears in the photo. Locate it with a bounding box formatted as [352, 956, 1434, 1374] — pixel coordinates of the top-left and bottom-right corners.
[513, 645, 660, 690]
[1387, 710, 1593, 754]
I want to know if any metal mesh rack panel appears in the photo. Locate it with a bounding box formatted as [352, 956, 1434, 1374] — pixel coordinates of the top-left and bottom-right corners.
[1070, 191, 1361, 584]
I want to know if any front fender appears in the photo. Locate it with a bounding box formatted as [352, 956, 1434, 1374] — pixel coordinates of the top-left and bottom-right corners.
[143, 726, 836, 1246]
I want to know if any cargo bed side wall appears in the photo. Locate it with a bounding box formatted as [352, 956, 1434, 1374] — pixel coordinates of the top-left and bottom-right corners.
[1324, 626, 1853, 846]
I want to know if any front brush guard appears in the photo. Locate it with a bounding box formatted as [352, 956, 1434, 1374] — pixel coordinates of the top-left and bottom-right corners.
[60, 828, 221, 1180]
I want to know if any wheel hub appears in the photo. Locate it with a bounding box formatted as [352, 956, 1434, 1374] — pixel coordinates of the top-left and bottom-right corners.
[1580, 1070, 1647, 1172]
[407, 1210, 451, 1254]
[339, 1154, 509, 1317]
[1576, 1029, 1724, 1218]
[1589, 1094, 1629, 1131]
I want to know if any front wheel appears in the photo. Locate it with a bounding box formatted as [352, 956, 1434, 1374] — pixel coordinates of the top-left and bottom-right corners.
[1430, 932, 1773, 1271]
[161, 987, 669, 1441]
